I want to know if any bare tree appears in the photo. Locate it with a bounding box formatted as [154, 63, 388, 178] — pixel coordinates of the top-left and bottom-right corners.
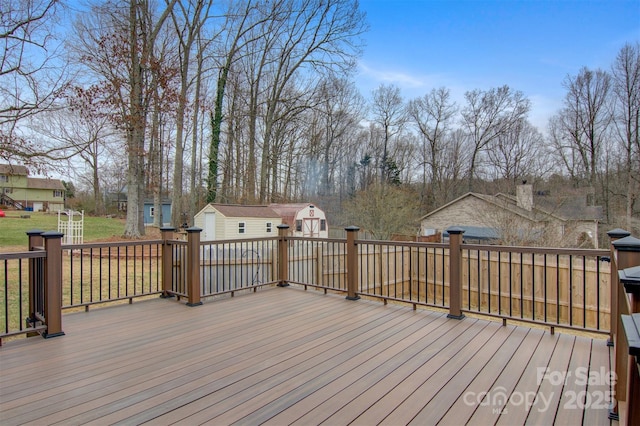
[340, 183, 421, 240]
[168, 0, 213, 228]
[71, 0, 177, 237]
[407, 87, 457, 206]
[371, 84, 406, 184]
[296, 77, 364, 198]
[554, 67, 612, 189]
[206, 0, 266, 203]
[611, 42, 640, 230]
[30, 91, 118, 215]
[485, 119, 546, 185]
[0, 0, 72, 167]
[257, 0, 366, 202]
[460, 85, 531, 191]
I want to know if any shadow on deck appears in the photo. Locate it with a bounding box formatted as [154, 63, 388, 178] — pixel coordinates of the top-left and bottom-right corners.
[0, 286, 614, 425]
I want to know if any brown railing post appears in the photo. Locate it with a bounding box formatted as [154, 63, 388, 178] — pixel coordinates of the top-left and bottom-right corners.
[185, 227, 202, 307]
[619, 266, 640, 425]
[277, 225, 289, 287]
[160, 227, 175, 298]
[345, 226, 360, 301]
[610, 234, 640, 420]
[42, 231, 64, 338]
[614, 236, 640, 309]
[26, 229, 44, 332]
[447, 227, 465, 320]
[608, 229, 632, 346]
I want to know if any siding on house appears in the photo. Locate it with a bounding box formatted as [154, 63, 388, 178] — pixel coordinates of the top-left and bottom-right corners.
[144, 202, 171, 226]
[0, 165, 64, 212]
[421, 195, 494, 233]
[194, 204, 282, 241]
[269, 203, 329, 238]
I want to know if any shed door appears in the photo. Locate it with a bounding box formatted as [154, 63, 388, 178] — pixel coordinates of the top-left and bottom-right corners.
[303, 218, 319, 237]
[203, 212, 216, 241]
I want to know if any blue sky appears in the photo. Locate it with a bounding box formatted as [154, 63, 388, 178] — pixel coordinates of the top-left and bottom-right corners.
[356, 0, 640, 130]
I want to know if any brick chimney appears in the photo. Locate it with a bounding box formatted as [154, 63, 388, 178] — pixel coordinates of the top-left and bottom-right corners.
[516, 184, 533, 211]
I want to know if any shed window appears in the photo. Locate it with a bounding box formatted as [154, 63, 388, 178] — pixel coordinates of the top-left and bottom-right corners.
[0, 175, 8, 183]
[266, 222, 272, 233]
[320, 219, 326, 231]
[296, 220, 302, 232]
[149, 207, 155, 217]
[238, 222, 246, 234]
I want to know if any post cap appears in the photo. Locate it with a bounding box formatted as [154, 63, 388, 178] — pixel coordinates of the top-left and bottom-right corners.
[619, 265, 640, 292]
[277, 224, 290, 229]
[160, 226, 176, 232]
[41, 231, 64, 239]
[608, 228, 631, 239]
[612, 235, 640, 251]
[345, 226, 360, 232]
[25, 229, 44, 236]
[621, 314, 640, 356]
[446, 226, 466, 235]
[185, 226, 202, 233]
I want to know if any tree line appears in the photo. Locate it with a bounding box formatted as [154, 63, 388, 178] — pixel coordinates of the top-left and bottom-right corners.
[1, 0, 638, 239]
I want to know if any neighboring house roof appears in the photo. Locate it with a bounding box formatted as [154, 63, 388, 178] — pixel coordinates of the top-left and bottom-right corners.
[27, 178, 65, 190]
[419, 193, 525, 220]
[269, 203, 320, 223]
[208, 204, 281, 219]
[0, 164, 28, 175]
[533, 195, 604, 221]
[421, 191, 602, 224]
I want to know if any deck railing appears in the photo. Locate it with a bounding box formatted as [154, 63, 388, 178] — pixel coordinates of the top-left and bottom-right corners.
[0, 249, 46, 339]
[0, 225, 630, 343]
[61, 240, 163, 308]
[287, 236, 348, 292]
[355, 240, 450, 309]
[199, 237, 279, 297]
[460, 244, 610, 333]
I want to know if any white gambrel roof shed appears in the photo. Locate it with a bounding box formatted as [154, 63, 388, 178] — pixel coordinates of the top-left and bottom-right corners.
[194, 204, 282, 241]
[269, 203, 328, 238]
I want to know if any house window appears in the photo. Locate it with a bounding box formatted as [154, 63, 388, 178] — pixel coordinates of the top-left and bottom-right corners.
[239, 222, 246, 234]
[0, 175, 8, 183]
[320, 219, 326, 231]
[296, 220, 302, 232]
[3, 187, 12, 194]
[53, 189, 63, 198]
[266, 222, 272, 233]
[149, 207, 155, 217]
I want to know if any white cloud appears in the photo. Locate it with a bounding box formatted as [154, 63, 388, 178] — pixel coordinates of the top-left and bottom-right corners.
[358, 62, 427, 88]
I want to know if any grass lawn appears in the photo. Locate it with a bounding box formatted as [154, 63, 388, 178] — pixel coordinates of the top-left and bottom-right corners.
[0, 210, 134, 250]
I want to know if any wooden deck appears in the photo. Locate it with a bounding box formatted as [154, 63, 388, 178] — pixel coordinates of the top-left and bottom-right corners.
[0, 286, 614, 425]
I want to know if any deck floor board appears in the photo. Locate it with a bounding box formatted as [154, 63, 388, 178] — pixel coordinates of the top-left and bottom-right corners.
[0, 286, 613, 426]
